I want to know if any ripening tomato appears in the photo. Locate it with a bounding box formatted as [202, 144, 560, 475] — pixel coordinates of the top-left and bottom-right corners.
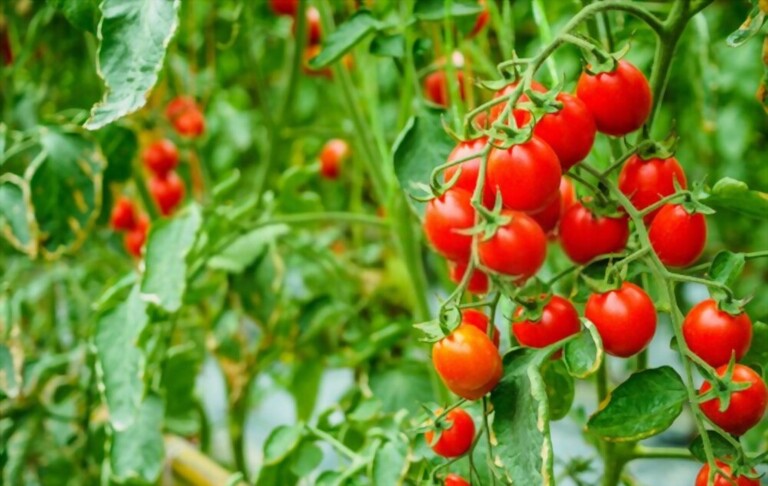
[124, 215, 149, 258]
[142, 139, 179, 176]
[489, 80, 547, 125]
[462, 309, 500, 348]
[174, 109, 205, 138]
[448, 260, 489, 295]
[468, 0, 489, 37]
[424, 70, 466, 107]
[700, 364, 768, 436]
[618, 155, 687, 223]
[443, 138, 494, 207]
[533, 93, 596, 171]
[149, 172, 186, 216]
[271, 0, 298, 15]
[433, 324, 502, 400]
[585, 282, 657, 357]
[576, 60, 652, 136]
[319, 139, 349, 179]
[444, 474, 470, 486]
[683, 299, 752, 368]
[425, 407, 475, 458]
[558, 201, 629, 264]
[166, 96, 197, 121]
[512, 295, 581, 350]
[528, 192, 561, 234]
[486, 136, 561, 212]
[695, 462, 760, 486]
[424, 188, 475, 262]
[477, 210, 547, 280]
[110, 197, 138, 231]
[648, 204, 707, 268]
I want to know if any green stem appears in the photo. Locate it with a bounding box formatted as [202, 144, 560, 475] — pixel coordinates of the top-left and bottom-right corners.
[632, 446, 695, 460]
[306, 424, 361, 461]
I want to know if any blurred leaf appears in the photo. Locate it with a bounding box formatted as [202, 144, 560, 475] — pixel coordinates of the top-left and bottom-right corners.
[48, 0, 100, 33]
[370, 33, 405, 59]
[264, 424, 305, 465]
[309, 10, 382, 69]
[2, 417, 36, 485]
[316, 471, 343, 486]
[542, 360, 574, 421]
[727, 7, 766, 47]
[688, 430, 739, 463]
[564, 319, 603, 379]
[85, 0, 180, 129]
[369, 361, 434, 414]
[414, 0, 483, 21]
[140, 204, 202, 313]
[372, 440, 409, 484]
[208, 224, 289, 274]
[110, 394, 165, 483]
[289, 360, 323, 422]
[743, 321, 768, 374]
[0, 175, 35, 255]
[708, 250, 746, 289]
[161, 345, 203, 435]
[97, 124, 138, 183]
[702, 177, 768, 219]
[289, 441, 323, 477]
[587, 367, 687, 441]
[0, 344, 21, 399]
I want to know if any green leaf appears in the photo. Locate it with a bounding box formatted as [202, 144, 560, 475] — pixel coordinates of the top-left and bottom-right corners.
[372, 440, 409, 485]
[85, 0, 181, 129]
[701, 177, 768, 219]
[743, 321, 768, 374]
[0, 343, 21, 399]
[140, 204, 202, 313]
[97, 124, 138, 183]
[708, 250, 746, 288]
[110, 394, 165, 483]
[414, 0, 484, 21]
[208, 224, 289, 274]
[162, 345, 203, 435]
[490, 348, 554, 485]
[263, 424, 304, 465]
[94, 283, 149, 429]
[727, 7, 766, 47]
[289, 360, 323, 422]
[308, 9, 381, 69]
[370, 33, 405, 59]
[289, 441, 323, 477]
[587, 366, 687, 442]
[369, 361, 435, 414]
[0, 174, 35, 255]
[392, 109, 455, 218]
[48, 0, 100, 33]
[564, 319, 604, 378]
[688, 431, 739, 463]
[542, 360, 574, 421]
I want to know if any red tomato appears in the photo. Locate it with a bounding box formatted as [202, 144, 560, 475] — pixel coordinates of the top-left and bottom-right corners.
[444, 474, 470, 486]
[700, 364, 768, 436]
[648, 204, 707, 268]
[424, 70, 466, 107]
[142, 139, 179, 176]
[123, 215, 149, 258]
[149, 172, 186, 216]
[486, 136, 561, 212]
[558, 201, 629, 264]
[477, 210, 547, 280]
[585, 282, 657, 357]
[294, 6, 322, 45]
[319, 139, 349, 179]
[271, 0, 298, 16]
[512, 295, 581, 350]
[576, 60, 652, 136]
[489, 80, 547, 125]
[683, 299, 752, 368]
[618, 155, 687, 223]
[533, 93, 596, 171]
[468, 0, 489, 37]
[423, 189, 475, 262]
[443, 138, 493, 207]
[166, 96, 198, 121]
[462, 309, 500, 348]
[560, 177, 576, 213]
[174, 109, 205, 138]
[448, 260, 489, 295]
[695, 462, 760, 486]
[528, 192, 561, 234]
[110, 197, 137, 232]
[432, 324, 502, 400]
[424, 407, 475, 458]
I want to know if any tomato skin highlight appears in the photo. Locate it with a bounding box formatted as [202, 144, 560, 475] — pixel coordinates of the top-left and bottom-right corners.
[425, 408, 475, 458]
[444, 474, 470, 486]
[423, 188, 475, 262]
[462, 309, 500, 348]
[149, 172, 186, 216]
[618, 155, 687, 223]
[443, 138, 494, 207]
[477, 210, 547, 280]
[512, 295, 581, 350]
[432, 324, 502, 400]
[648, 204, 707, 268]
[700, 364, 768, 436]
[123, 215, 150, 258]
[683, 299, 752, 368]
[110, 197, 138, 231]
[319, 139, 349, 179]
[558, 201, 629, 264]
[424, 70, 466, 107]
[142, 139, 179, 176]
[585, 282, 657, 358]
[695, 462, 760, 486]
[448, 260, 489, 295]
[486, 136, 561, 212]
[533, 93, 596, 172]
[576, 60, 652, 136]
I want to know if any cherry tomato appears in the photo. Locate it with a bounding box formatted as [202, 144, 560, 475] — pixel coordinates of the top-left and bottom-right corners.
[110, 197, 137, 232]
[558, 201, 629, 264]
[528, 192, 561, 234]
[489, 80, 547, 125]
[486, 136, 561, 212]
[462, 309, 500, 348]
[585, 282, 657, 357]
[166, 96, 198, 122]
[468, 0, 489, 37]
[444, 474, 470, 486]
[648, 204, 707, 268]
[423, 188, 475, 262]
[576, 60, 652, 136]
[513, 295, 581, 350]
[174, 109, 205, 138]
[319, 139, 350, 179]
[443, 138, 494, 207]
[124, 215, 149, 258]
[700, 364, 768, 436]
[149, 172, 186, 216]
[477, 210, 547, 281]
[448, 260, 489, 295]
[270, 0, 298, 16]
[560, 177, 576, 214]
[533, 93, 596, 172]
[142, 139, 179, 176]
[424, 407, 475, 458]
[433, 324, 502, 400]
[424, 70, 466, 107]
[683, 298, 752, 368]
[695, 462, 760, 486]
[618, 154, 687, 223]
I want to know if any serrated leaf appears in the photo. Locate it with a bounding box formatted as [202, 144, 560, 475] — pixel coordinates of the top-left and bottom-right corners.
[289, 441, 323, 477]
[140, 204, 202, 313]
[587, 366, 687, 442]
[85, 0, 180, 129]
[110, 394, 165, 483]
[688, 430, 740, 463]
[414, 0, 484, 21]
[208, 224, 289, 274]
[264, 424, 304, 465]
[542, 360, 574, 421]
[372, 440, 409, 485]
[370, 33, 405, 59]
[490, 348, 554, 485]
[701, 177, 768, 219]
[564, 319, 604, 378]
[308, 9, 381, 69]
[708, 251, 746, 288]
[727, 7, 766, 47]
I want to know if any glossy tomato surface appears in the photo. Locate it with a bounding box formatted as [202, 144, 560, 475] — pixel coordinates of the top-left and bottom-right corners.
[533, 92, 596, 171]
[618, 155, 687, 222]
[558, 202, 629, 264]
[432, 324, 502, 400]
[443, 138, 493, 207]
[512, 295, 581, 350]
[585, 282, 657, 357]
[425, 407, 475, 458]
[477, 210, 547, 280]
[423, 188, 475, 262]
[448, 260, 490, 295]
[683, 299, 752, 368]
[462, 309, 500, 348]
[695, 462, 760, 486]
[648, 204, 707, 268]
[444, 474, 470, 486]
[700, 364, 768, 436]
[528, 192, 561, 234]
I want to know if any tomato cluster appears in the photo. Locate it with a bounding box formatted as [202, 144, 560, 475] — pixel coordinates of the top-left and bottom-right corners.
[110, 197, 150, 258]
[166, 96, 205, 138]
[143, 138, 186, 217]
